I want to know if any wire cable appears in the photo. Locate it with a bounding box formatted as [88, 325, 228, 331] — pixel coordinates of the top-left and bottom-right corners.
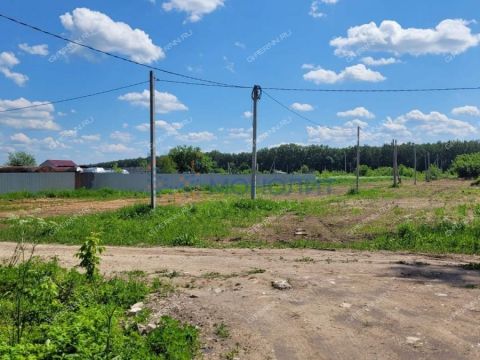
[0, 13, 235, 87]
[158, 78, 480, 94]
[156, 78, 249, 89]
[3, 13, 480, 94]
[262, 90, 323, 126]
[0, 81, 148, 113]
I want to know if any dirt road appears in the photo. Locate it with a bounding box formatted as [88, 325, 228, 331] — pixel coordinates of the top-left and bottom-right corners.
[1, 243, 479, 359]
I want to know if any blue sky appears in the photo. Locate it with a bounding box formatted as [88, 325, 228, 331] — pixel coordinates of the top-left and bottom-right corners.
[0, 0, 479, 165]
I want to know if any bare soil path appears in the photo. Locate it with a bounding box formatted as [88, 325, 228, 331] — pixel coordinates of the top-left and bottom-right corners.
[1, 243, 479, 359]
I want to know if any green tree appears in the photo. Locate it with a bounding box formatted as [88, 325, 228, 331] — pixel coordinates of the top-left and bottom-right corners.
[168, 146, 215, 173]
[6, 151, 36, 166]
[158, 156, 177, 174]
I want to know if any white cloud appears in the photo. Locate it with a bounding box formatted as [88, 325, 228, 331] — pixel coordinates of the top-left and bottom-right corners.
[381, 117, 412, 137]
[118, 90, 188, 113]
[10, 133, 32, 144]
[0, 52, 28, 86]
[452, 105, 480, 117]
[223, 56, 235, 73]
[60, 8, 164, 63]
[331, 19, 480, 58]
[309, 0, 338, 19]
[307, 123, 382, 145]
[162, 0, 225, 23]
[361, 57, 400, 66]
[309, 1, 325, 19]
[385, 110, 477, 137]
[301, 64, 316, 70]
[110, 131, 133, 143]
[81, 134, 101, 142]
[97, 143, 134, 153]
[227, 128, 251, 139]
[0, 68, 29, 86]
[403, 110, 476, 136]
[290, 103, 314, 112]
[176, 131, 216, 142]
[18, 43, 49, 56]
[60, 130, 78, 138]
[344, 119, 368, 128]
[303, 64, 386, 84]
[135, 120, 184, 135]
[9, 133, 68, 150]
[0, 52, 20, 67]
[234, 41, 246, 49]
[243, 111, 253, 119]
[0, 98, 60, 130]
[337, 107, 375, 119]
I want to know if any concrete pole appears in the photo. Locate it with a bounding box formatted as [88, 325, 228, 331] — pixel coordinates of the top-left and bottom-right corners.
[149, 71, 156, 209]
[251, 85, 262, 200]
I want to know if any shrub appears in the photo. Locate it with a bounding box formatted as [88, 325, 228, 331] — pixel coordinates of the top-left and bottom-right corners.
[0, 259, 199, 358]
[75, 232, 105, 280]
[147, 316, 200, 359]
[452, 152, 480, 179]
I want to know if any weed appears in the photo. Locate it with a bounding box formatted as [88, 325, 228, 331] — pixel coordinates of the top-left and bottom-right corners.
[171, 233, 197, 247]
[224, 343, 241, 360]
[75, 232, 104, 280]
[214, 322, 230, 339]
[462, 263, 480, 271]
[147, 316, 199, 358]
[295, 257, 315, 263]
[246, 268, 266, 275]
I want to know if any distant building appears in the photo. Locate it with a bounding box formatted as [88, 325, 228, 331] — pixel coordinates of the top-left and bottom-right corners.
[40, 160, 77, 169]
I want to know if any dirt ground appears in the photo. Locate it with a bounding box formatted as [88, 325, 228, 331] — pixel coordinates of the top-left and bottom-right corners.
[1, 243, 479, 360]
[0, 192, 215, 219]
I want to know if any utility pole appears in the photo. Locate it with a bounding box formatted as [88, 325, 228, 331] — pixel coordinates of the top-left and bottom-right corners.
[251, 85, 262, 200]
[356, 126, 360, 193]
[344, 152, 347, 173]
[149, 71, 156, 209]
[427, 152, 431, 182]
[414, 144, 417, 185]
[393, 140, 398, 187]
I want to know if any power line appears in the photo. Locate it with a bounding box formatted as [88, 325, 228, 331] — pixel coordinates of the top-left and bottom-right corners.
[262, 90, 323, 127]
[0, 81, 148, 113]
[157, 78, 480, 93]
[262, 85, 480, 93]
[2, 13, 480, 94]
[156, 78, 249, 89]
[0, 13, 233, 87]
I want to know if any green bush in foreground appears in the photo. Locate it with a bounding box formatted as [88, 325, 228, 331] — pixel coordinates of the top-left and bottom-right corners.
[0, 259, 199, 359]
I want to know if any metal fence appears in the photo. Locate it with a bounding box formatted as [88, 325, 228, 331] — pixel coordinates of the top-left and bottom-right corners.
[0, 173, 76, 194]
[0, 173, 317, 194]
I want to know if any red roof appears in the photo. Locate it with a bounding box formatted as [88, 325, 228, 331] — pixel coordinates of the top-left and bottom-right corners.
[40, 160, 77, 168]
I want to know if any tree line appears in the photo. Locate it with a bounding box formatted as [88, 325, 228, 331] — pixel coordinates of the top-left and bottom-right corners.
[89, 140, 480, 174]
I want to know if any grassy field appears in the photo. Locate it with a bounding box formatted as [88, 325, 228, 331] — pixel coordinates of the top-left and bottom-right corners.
[1, 178, 479, 255]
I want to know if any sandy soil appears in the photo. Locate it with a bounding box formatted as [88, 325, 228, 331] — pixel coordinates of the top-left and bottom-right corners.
[1, 243, 479, 360]
[0, 192, 212, 219]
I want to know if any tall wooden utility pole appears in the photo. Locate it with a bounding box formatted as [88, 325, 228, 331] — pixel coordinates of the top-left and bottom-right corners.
[414, 144, 417, 185]
[251, 85, 262, 200]
[149, 71, 156, 209]
[344, 152, 347, 173]
[427, 152, 431, 182]
[393, 140, 398, 187]
[356, 126, 360, 193]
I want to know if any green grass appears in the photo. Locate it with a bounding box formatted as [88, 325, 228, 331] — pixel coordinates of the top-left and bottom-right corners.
[0, 188, 149, 200]
[0, 258, 199, 359]
[2, 181, 480, 255]
[0, 199, 300, 246]
[352, 220, 480, 255]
